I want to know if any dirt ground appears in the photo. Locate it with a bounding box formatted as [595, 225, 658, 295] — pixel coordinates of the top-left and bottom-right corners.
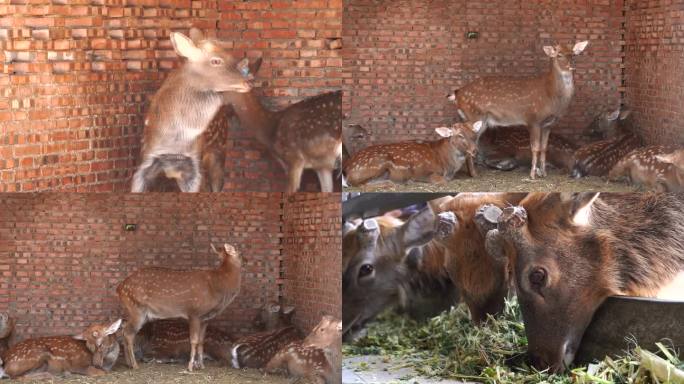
[344, 165, 640, 192]
[2, 362, 317, 384]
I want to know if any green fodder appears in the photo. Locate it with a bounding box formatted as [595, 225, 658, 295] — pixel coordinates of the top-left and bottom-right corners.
[344, 299, 683, 384]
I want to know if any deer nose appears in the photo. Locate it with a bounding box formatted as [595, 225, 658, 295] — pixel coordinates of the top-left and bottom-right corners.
[561, 339, 577, 369]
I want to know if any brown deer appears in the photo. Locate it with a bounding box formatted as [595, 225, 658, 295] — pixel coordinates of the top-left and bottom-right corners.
[265, 316, 342, 384]
[1, 319, 121, 380]
[478, 126, 577, 172]
[343, 207, 459, 341]
[342, 123, 371, 159]
[199, 105, 234, 192]
[571, 109, 640, 178]
[131, 28, 252, 192]
[482, 193, 684, 372]
[117, 243, 242, 371]
[448, 41, 589, 179]
[254, 302, 296, 332]
[220, 58, 342, 193]
[343, 121, 482, 186]
[230, 326, 302, 369]
[608, 145, 683, 191]
[657, 148, 684, 172]
[135, 320, 236, 364]
[0, 312, 14, 357]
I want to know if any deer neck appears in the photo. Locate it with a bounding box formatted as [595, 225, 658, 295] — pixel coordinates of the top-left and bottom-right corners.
[225, 91, 279, 147]
[433, 138, 465, 176]
[547, 60, 574, 107]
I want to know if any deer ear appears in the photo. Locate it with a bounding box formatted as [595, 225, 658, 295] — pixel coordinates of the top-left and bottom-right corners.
[271, 304, 281, 313]
[606, 109, 620, 121]
[401, 207, 437, 250]
[573, 40, 589, 55]
[472, 120, 483, 133]
[249, 57, 263, 76]
[447, 92, 456, 101]
[619, 110, 631, 120]
[236, 58, 250, 77]
[104, 319, 122, 336]
[72, 332, 86, 341]
[543, 45, 558, 57]
[434, 127, 453, 138]
[282, 305, 295, 315]
[560, 192, 600, 226]
[188, 27, 204, 44]
[342, 221, 359, 236]
[171, 32, 205, 62]
[210, 243, 220, 255]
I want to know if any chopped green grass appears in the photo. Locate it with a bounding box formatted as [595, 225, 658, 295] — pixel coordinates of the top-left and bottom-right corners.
[344, 299, 683, 384]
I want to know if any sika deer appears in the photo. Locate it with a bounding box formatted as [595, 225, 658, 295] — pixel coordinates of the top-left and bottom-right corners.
[230, 326, 302, 369]
[448, 41, 589, 179]
[1, 319, 121, 380]
[483, 193, 684, 372]
[131, 28, 251, 192]
[0, 312, 14, 357]
[117, 243, 241, 371]
[220, 58, 342, 193]
[343, 207, 459, 341]
[343, 121, 482, 186]
[254, 302, 296, 332]
[478, 127, 577, 172]
[608, 146, 684, 191]
[265, 316, 342, 384]
[199, 105, 234, 192]
[135, 320, 235, 364]
[571, 109, 641, 178]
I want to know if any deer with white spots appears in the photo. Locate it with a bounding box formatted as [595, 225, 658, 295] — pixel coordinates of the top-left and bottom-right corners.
[608, 145, 684, 192]
[0, 312, 14, 358]
[571, 108, 641, 178]
[131, 28, 252, 192]
[220, 58, 342, 193]
[343, 121, 482, 186]
[264, 316, 342, 384]
[117, 243, 242, 371]
[198, 106, 235, 192]
[0, 319, 121, 380]
[448, 41, 589, 179]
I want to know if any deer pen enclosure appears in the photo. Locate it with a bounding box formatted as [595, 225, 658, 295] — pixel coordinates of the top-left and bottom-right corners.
[0, 192, 341, 383]
[0, 0, 343, 193]
[342, 0, 684, 192]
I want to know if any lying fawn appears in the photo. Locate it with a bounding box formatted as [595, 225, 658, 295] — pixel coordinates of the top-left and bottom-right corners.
[1, 319, 121, 380]
[343, 121, 482, 186]
[117, 243, 241, 371]
[131, 28, 251, 192]
[609, 146, 684, 191]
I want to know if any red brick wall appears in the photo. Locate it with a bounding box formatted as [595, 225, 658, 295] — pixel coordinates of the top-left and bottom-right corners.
[282, 193, 341, 332]
[0, 192, 339, 341]
[624, 0, 684, 145]
[0, 0, 342, 192]
[343, 0, 624, 145]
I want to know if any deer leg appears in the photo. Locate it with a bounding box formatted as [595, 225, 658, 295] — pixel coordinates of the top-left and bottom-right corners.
[286, 161, 305, 194]
[131, 157, 160, 192]
[528, 125, 542, 179]
[122, 314, 145, 369]
[466, 155, 478, 177]
[197, 322, 208, 369]
[188, 317, 202, 371]
[315, 169, 334, 192]
[176, 157, 202, 193]
[539, 127, 551, 178]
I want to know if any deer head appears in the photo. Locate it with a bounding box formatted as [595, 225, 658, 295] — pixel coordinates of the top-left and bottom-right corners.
[73, 319, 122, 368]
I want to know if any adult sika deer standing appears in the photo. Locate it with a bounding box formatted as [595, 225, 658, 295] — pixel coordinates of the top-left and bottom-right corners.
[131, 28, 252, 192]
[448, 41, 589, 178]
[117, 243, 242, 371]
[221, 59, 342, 193]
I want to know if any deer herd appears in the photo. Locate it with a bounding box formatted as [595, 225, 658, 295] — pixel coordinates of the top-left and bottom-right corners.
[343, 192, 684, 372]
[343, 40, 684, 191]
[0, 244, 341, 383]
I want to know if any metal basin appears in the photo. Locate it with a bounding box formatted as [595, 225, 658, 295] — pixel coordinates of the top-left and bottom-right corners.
[576, 295, 684, 363]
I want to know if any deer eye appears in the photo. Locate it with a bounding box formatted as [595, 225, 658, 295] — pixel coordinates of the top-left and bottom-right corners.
[210, 57, 223, 67]
[358, 264, 374, 278]
[529, 267, 547, 288]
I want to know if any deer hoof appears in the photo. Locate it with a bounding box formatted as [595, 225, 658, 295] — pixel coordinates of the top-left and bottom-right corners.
[436, 211, 457, 239]
[498, 206, 527, 233]
[474, 204, 502, 236]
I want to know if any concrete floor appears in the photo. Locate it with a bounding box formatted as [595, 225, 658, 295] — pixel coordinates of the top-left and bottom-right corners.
[343, 356, 471, 384]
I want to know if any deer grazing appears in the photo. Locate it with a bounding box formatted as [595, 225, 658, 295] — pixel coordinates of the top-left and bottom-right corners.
[117, 243, 242, 371]
[448, 41, 589, 179]
[478, 126, 577, 172]
[135, 320, 236, 364]
[343, 207, 459, 341]
[265, 316, 342, 384]
[571, 108, 640, 178]
[608, 146, 684, 191]
[482, 193, 684, 372]
[1, 319, 121, 380]
[131, 28, 252, 192]
[343, 121, 482, 186]
[220, 58, 342, 193]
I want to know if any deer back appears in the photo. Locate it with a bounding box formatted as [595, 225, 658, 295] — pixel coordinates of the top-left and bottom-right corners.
[231, 326, 303, 369]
